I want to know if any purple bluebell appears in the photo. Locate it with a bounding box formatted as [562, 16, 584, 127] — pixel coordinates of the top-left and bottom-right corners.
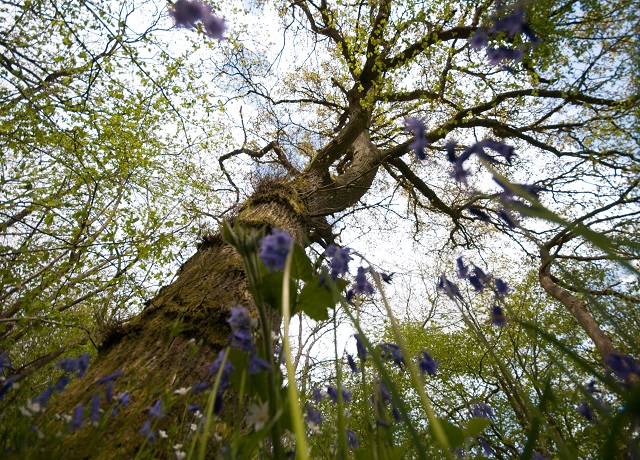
[577, 402, 593, 421]
[139, 419, 156, 441]
[202, 13, 226, 39]
[248, 353, 271, 374]
[405, 117, 429, 160]
[53, 375, 70, 392]
[586, 380, 601, 394]
[231, 328, 255, 352]
[470, 31, 488, 50]
[313, 388, 325, 403]
[305, 405, 323, 425]
[354, 334, 367, 362]
[468, 275, 485, 292]
[346, 429, 358, 448]
[192, 382, 209, 394]
[58, 353, 90, 377]
[473, 265, 490, 283]
[487, 46, 524, 64]
[33, 387, 54, 408]
[479, 437, 494, 456]
[445, 140, 458, 163]
[604, 353, 640, 381]
[70, 404, 84, 430]
[227, 305, 250, 332]
[437, 274, 463, 301]
[170, 0, 206, 27]
[118, 391, 131, 407]
[260, 229, 292, 272]
[379, 381, 392, 404]
[149, 400, 164, 419]
[494, 279, 510, 297]
[90, 394, 101, 423]
[208, 351, 235, 391]
[456, 257, 469, 279]
[0, 379, 13, 400]
[471, 403, 495, 419]
[96, 370, 124, 384]
[452, 161, 470, 182]
[0, 351, 11, 374]
[481, 139, 515, 163]
[491, 305, 506, 327]
[325, 245, 352, 279]
[347, 354, 359, 374]
[354, 267, 374, 295]
[498, 209, 518, 228]
[187, 404, 200, 412]
[418, 350, 439, 377]
[379, 343, 405, 370]
[468, 206, 490, 222]
[392, 406, 401, 421]
[326, 386, 352, 404]
[345, 289, 355, 304]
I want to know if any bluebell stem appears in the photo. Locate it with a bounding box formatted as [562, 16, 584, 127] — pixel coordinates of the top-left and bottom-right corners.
[259, 229, 292, 272]
[0, 351, 11, 374]
[405, 117, 429, 160]
[418, 350, 439, 377]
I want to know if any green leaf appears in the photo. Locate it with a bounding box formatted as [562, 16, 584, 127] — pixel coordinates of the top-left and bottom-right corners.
[290, 243, 313, 281]
[466, 417, 492, 438]
[429, 417, 466, 449]
[295, 277, 347, 321]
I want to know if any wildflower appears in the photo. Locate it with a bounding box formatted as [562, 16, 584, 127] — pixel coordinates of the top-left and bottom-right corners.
[347, 354, 359, 374]
[345, 289, 355, 304]
[174, 387, 190, 396]
[175, 451, 187, 460]
[159, 430, 168, 439]
[354, 267, 374, 295]
[480, 139, 515, 163]
[313, 388, 325, 403]
[586, 380, 601, 394]
[445, 140, 458, 163]
[405, 117, 429, 160]
[192, 382, 209, 394]
[0, 379, 13, 400]
[437, 274, 463, 301]
[58, 353, 90, 378]
[248, 353, 271, 374]
[327, 386, 352, 404]
[170, 0, 205, 27]
[246, 401, 269, 431]
[470, 30, 488, 50]
[118, 391, 131, 407]
[467, 206, 490, 222]
[149, 400, 164, 419]
[187, 404, 200, 412]
[33, 387, 54, 409]
[471, 403, 495, 419]
[491, 305, 507, 327]
[96, 370, 124, 384]
[305, 404, 323, 425]
[354, 334, 367, 362]
[325, 245, 352, 279]
[494, 279, 510, 297]
[604, 353, 640, 381]
[418, 350, 439, 377]
[90, 394, 101, 424]
[70, 404, 84, 430]
[231, 328, 255, 352]
[346, 429, 358, 448]
[379, 343, 405, 370]
[0, 351, 10, 375]
[227, 305, 250, 332]
[259, 229, 292, 272]
[456, 257, 469, 279]
[577, 402, 593, 421]
[140, 419, 156, 441]
[479, 437, 494, 456]
[202, 13, 226, 39]
[207, 350, 235, 389]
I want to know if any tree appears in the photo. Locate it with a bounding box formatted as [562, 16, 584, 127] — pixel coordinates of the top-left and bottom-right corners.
[1, 0, 638, 457]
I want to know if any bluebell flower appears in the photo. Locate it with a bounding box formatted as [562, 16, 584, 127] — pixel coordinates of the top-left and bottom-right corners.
[58, 353, 90, 377]
[345, 289, 355, 304]
[346, 429, 358, 448]
[70, 404, 84, 430]
[326, 386, 352, 404]
[456, 257, 469, 279]
[471, 403, 495, 419]
[259, 229, 292, 272]
[227, 305, 250, 332]
[604, 353, 640, 381]
[0, 351, 11, 375]
[405, 117, 429, 160]
[379, 343, 405, 370]
[90, 394, 101, 423]
[192, 382, 209, 394]
[0, 379, 13, 400]
[231, 328, 255, 353]
[577, 402, 593, 421]
[202, 13, 226, 39]
[188, 404, 200, 412]
[53, 375, 70, 392]
[481, 139, 515, 163]
[347, 354, 359, 374]
[96, 370, 124, 384]
[418, 350, 439, 376]
[479, 437, 494, 456]
[467, 206, 490, 222]
[325, 245, 352, 279]
[149, 400, 164, 419]
[139, 419, 156, 441]
[468, 275, 485, 292]
[33, 387, 54, 409]
[354, 267, 374, 295]
[586, 380, 601, 394]
[437, 274, 463, 301]
[305, 404, 323, 425]
[207, 351, 235, 389]
[494, 279, 510, 297]
[392, 406, 401, 421]
[313, 388, 325, 402]
[445, 141, 458, 163]
[470, 30, 488, 50]
[248, 353, 271, 374]
[491, 305, 506, 327]
[379, 381, 392, 404]
[118, 391, 131, 407]
[452, 160, 470, 182]
[473, 265, 490, 283]
[170, 0, 206, 27]
[487, 46, 524, 64]
[354, 334, 367, 362]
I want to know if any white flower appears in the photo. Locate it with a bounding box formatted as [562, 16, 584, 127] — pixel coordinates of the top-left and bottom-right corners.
[190, 423, 197, 431]
[193, 410, 203, 419]
[212, 433, 222, 442]
[173, 387, 190, 396]
[159, 430, 168, 438]
[175, 451, 186, 460]
[173, 444, 183, 450]
[246, 401, 269, 431]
